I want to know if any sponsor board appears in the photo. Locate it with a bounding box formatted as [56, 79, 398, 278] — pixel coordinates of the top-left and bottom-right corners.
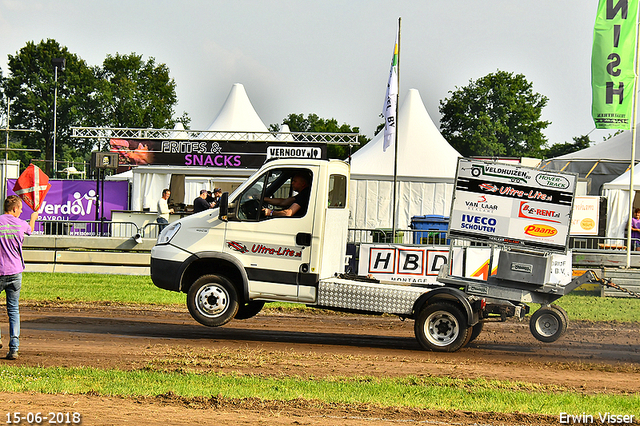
[360, 244, 449, 284]
[110, 138, 327, 169]
[266, 146, 323, 160]
[450, 159, 576, 253]
[570, 196, 600, 236]
[7, 179, 128, 222]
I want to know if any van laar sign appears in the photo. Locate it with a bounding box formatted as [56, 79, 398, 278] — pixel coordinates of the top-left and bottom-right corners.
[110, 139, 326, 168]
[7, 179, 128, 221]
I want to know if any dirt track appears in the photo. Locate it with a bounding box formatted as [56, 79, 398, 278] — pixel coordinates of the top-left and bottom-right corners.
[1, 302, 639, 425]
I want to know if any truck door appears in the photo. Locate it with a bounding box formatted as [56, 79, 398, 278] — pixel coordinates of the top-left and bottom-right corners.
[223, 166, 319, 301]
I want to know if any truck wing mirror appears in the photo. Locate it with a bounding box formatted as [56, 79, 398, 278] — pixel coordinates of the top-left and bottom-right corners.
[218, 192, 229, 221]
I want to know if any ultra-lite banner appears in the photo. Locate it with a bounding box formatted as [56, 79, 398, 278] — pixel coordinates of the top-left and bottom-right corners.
[592, 0, 640, 129]
[110, 139, 326, 168]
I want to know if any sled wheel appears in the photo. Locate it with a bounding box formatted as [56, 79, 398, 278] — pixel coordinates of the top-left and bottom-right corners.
[234, 301, 265, 320]
[529, 306, 567, 343]
[550, 304, 569, 334]
[415, 301, 470, 352]
[187, 275, 238, 327]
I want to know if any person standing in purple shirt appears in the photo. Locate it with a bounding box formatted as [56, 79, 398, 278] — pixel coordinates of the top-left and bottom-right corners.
[631, 208, 640, 251]
[0, 195, 38, 360]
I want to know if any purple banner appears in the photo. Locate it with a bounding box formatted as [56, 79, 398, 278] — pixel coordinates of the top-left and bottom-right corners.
[6, 180, 129, 221]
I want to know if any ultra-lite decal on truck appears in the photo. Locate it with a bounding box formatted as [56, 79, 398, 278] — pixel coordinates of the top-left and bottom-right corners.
[226, 240, 303, 258]
[450, 159, 577, 253]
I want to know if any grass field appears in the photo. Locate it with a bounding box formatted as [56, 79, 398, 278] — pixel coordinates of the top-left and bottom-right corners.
[3, 272, 638, 418]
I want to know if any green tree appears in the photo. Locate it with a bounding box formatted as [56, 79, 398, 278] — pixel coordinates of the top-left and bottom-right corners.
[439, 70, 550, 158]
[96, 53, 182, 129]
[270, 113, 369, 159]
[1, 39, 101, 174]
[542, 135, 591, 159]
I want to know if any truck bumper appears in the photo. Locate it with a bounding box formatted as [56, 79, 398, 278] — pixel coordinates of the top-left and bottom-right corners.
[150, 257, 184, 292]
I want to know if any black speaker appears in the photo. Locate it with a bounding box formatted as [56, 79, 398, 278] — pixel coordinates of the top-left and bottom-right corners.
[92, 152, 119, 169]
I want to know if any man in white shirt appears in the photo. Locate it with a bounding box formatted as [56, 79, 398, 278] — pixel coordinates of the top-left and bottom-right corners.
[157, 189, 173, 232]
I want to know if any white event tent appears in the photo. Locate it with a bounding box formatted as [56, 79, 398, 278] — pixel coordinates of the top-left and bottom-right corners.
[540, 130, 640, 196]
[349, 89, 461, 230]
[601, 167, 640, 239]
[131, 83, 266, 211]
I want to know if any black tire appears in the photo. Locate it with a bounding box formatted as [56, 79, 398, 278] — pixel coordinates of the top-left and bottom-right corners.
[529, 306, 567, 343]
[550, 304, 569, 334]
[466, 321, 484, 345]
[414, 301, 470, 352]
[187, 275, 238, 327]
[234, 301, 265, 320]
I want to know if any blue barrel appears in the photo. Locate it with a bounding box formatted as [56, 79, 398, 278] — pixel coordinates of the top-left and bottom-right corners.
[411, 215, 449, 245]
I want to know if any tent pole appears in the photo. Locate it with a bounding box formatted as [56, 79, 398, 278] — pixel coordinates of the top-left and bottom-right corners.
[626, 9, 640, 268]
[392, 17, 401, 242]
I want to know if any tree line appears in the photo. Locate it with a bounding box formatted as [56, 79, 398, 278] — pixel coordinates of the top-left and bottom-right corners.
[1, 39, 594, 176]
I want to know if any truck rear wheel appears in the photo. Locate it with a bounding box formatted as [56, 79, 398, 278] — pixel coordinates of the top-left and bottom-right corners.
[466, 321, 484, 345]
[414, 301, 470, 352]
[187, 275, 239, 327]
[529, 306, 567, 343]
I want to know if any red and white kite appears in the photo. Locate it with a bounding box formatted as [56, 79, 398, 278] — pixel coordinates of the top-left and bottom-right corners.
[13, 164, 52, 212]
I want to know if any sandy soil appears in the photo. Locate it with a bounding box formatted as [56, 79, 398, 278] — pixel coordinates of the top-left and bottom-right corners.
[0, 302, 638, 426]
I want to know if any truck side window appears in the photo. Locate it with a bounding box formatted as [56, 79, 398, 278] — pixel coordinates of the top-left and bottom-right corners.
[328, 174, 347, 208]
[263, 168, 312, 218]
[237, 172, 268, 221]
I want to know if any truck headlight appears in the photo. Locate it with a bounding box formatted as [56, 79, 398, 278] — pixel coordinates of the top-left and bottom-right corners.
[157, 222, 181, 245]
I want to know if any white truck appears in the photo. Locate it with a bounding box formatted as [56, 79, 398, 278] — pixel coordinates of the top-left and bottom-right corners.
[151, 157, 592, 352]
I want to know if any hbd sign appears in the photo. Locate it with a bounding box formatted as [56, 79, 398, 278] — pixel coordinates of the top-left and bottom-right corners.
[360, 244, 449, 284]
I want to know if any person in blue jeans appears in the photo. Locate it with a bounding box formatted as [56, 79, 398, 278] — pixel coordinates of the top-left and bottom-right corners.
[0, 195, 38, 360]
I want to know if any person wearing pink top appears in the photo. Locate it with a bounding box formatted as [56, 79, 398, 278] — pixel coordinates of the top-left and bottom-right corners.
[0, 195, 38, 360]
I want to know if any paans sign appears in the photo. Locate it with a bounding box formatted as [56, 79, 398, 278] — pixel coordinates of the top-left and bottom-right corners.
[449, 159, 577, 253]
[110, 139, 326, 168]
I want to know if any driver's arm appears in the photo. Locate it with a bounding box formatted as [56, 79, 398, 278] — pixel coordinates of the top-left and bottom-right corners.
[264, 203, 301, 217]
[264, 195, 295, 207]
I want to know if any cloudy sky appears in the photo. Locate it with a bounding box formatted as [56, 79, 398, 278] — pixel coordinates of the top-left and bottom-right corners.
[0, 0, 617, 147]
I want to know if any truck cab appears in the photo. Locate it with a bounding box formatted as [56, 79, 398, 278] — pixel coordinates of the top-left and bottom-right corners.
[151, 158, 350, 325]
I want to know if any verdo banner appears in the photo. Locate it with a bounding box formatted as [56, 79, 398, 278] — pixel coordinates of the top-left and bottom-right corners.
[7, 179, 128, 221]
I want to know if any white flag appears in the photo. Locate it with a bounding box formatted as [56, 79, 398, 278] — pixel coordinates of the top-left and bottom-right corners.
[383, 30, 399, 152]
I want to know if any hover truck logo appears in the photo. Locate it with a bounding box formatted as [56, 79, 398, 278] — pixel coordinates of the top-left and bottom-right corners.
[535, 173, 570, 189]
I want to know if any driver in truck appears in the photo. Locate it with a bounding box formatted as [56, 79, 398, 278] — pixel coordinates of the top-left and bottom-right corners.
[262, 172, 311, 218]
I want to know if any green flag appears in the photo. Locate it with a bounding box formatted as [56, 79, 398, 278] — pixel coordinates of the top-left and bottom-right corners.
[592, 0, 640, 129]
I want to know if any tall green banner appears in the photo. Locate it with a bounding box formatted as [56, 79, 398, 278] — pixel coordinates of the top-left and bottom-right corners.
[592, 0, 640, 129]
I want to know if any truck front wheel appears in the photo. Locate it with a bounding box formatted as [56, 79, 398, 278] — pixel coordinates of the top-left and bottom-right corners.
[187, 275, 239, 327]
[414, 301, 470, 352]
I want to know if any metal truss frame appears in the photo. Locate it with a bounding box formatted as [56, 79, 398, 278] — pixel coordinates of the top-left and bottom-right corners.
[71, 127, 359, 145]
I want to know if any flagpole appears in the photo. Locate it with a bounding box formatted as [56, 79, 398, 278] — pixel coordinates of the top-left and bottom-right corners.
[627, 6, 640, 268]
[392, 17, 401, 242]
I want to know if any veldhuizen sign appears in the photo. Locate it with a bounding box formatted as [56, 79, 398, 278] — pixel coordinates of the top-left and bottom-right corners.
[449, 159, 577, 253]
